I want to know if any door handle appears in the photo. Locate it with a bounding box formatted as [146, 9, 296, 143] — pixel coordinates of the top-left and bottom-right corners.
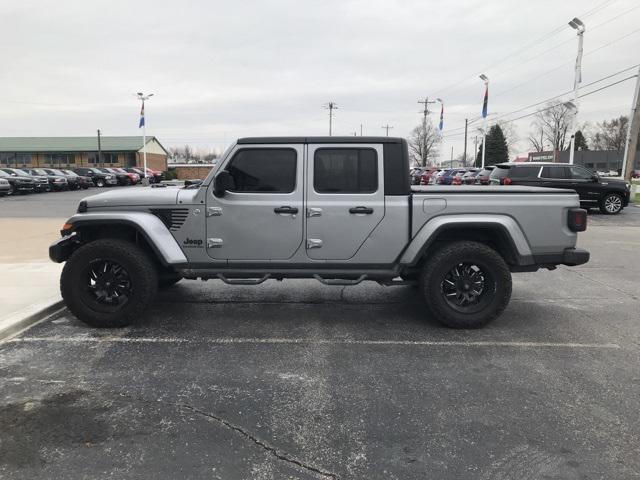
[349, 206, 374, 214]
[274, 206, 299, 215]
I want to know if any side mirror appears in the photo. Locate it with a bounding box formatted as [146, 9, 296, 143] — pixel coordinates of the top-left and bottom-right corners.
[591, 173, 599, 182]
[213, 170, 235, 197]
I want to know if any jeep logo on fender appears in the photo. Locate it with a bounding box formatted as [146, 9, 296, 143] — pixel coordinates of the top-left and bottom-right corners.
[183, 238, 203, 248]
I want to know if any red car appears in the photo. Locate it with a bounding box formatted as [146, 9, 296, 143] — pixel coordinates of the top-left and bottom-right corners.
[475, 166, 495, 185]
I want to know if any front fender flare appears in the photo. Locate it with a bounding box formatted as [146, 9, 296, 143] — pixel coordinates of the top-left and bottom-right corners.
[63, 211, 187, 265]
[399, 214, 534, 266]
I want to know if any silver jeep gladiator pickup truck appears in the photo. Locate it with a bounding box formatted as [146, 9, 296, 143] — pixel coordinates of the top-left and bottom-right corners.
[50, 136, 589, 329]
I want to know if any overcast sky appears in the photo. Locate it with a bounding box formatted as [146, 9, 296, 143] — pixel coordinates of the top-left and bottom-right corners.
[1, 0, 639, 159]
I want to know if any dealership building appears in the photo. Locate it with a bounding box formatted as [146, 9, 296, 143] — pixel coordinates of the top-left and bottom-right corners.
[0, 136, 168, 172]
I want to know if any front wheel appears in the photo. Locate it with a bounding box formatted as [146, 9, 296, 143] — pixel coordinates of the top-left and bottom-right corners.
[599, 193, 623, 214]
[61, 239, 158, 328]
[96, 179, 105, 188]
[420, 241, 512, 328]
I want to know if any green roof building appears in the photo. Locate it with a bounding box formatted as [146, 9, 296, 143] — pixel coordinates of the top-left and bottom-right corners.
[0, 136, 168, 171]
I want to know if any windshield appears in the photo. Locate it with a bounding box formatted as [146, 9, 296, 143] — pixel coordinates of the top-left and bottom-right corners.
[89, 168, 103, 174]
[49, 169, 66, 175]
[62, 170, 78, 176]
[32, 169, 48, 175]
[0, 170, 9, 177]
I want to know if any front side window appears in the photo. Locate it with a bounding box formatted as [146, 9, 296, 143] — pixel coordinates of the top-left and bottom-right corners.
[226, 148, 297, 193]
[314, 148, 377, 194]
[540, 166, 568, 179]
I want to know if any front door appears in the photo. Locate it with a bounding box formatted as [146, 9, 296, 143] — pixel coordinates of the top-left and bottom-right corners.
[206, 145, 304, 260]
[305, 144, 384, 260]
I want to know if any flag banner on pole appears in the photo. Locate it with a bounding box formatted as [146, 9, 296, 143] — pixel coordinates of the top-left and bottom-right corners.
[481, 85, 488, 118]
[439, 104, 444, 131]
[139, 101, 145, 128]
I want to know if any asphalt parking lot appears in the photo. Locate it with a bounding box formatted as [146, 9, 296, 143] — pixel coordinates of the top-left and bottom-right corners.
[1, 190, 639, 479]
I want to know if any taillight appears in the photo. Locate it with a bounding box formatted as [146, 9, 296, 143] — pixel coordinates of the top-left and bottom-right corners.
[452, 177, 462, 185]
[568, 208, 587, 232]
[503, 177, 513, 185]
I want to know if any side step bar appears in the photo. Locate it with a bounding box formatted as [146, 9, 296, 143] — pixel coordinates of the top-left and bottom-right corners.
[313, 274, 366, 286]
[216, 274, 271, 285]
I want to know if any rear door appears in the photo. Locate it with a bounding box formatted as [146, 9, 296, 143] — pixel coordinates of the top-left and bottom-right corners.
[305, 144, 384, 260]
[539, 165, 572, 190]
[206, 145, 304, 260]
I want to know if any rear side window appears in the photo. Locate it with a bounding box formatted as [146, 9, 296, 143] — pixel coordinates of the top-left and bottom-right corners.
[227, 148, 297, 193]
[541, 166, 568, 179]
[490, 166, 510, 179]
[509, 166, 540, 179]
[314, 148, 377, 193]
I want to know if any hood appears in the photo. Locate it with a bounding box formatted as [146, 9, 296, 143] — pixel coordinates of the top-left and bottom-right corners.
[83, 186, 182, 209]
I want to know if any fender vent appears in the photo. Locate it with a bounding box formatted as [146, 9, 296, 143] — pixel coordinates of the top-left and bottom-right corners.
[150, 208, 189, 231]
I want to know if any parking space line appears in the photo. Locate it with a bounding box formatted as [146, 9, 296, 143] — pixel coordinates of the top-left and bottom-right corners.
[9, 336, 621, 349]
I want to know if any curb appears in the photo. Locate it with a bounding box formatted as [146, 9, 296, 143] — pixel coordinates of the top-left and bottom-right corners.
[0, 300, 66, 342]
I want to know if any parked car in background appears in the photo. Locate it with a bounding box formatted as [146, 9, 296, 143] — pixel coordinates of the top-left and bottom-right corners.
[112, 167, 140, 184]
[22, 168, 68, 191]
[631, 170, 640, 179]
[96, 167, 132, 186]
[73, 167, 118, 187]
[475, 166, 495, 185]
[138, 167, 163, 183]
[410, 167, 423, 185]
[124, 167, 147, 181]
[18, 169, 50, 192]
[462, 168, 480, 185]
[436, 168, 467, 185]
[490, 162, 631, 214]
[0, 177, 10, 196]
[61, 169, 92, 189]
[451, 170, 467, 185]
[43, 168, 81, 190]
[0, 168, 35, 195]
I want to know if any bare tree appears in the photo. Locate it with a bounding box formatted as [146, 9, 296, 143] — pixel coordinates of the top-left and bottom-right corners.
[408, 119, 442, 167]
[528, 101, 574, 152]
[496, 120, 518, 155]
[591, 115, 628, 151]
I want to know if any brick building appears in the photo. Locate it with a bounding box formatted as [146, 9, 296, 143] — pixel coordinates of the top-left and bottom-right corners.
[0, 136, 168, 172]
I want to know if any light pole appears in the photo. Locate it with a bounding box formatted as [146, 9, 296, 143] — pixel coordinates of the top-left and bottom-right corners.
[562, 101, 577, 161]
[137, 92, 154, 182]
[568, 17, 585, 165]
[479, 74, 489, 168]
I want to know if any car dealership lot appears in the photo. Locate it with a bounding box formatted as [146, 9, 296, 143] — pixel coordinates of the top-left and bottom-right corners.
[0, 193, 639, 479]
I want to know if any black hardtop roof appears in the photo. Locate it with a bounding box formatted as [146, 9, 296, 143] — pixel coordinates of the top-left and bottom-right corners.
[237, 136, 404, 145]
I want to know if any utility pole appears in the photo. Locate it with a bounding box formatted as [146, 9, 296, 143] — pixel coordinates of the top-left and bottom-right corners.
[463, 118, 468, 167]
[381, 124, 394, 136]
[417, 97, 436, 128]
[622, 65, 640, 180]
[474, 135, 478, 166]
[323, 102, 338, 136]
[97, 129, 102, 167]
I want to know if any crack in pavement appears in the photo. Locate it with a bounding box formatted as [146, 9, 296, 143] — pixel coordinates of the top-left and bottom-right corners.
[177, 403, 340, 479]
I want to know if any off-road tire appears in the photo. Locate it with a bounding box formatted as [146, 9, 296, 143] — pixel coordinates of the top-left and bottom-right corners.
[419, 241, 512, 329]
[599, 193, 623, 215]
[61, 239, 158, 328]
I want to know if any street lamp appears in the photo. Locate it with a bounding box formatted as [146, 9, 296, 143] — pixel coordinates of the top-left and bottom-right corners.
[479, 74, 489, 168]
[136, 92, 154, 182]
[568, 17, 585, 164]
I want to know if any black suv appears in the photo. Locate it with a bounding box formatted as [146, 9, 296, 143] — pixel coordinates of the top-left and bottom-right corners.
[490, 162, 631, 214]
[73, 167, 118, 187]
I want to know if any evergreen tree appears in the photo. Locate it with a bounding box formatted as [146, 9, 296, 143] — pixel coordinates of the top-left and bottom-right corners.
[484, 124, 509, 165]
[574, 130, 588, 150]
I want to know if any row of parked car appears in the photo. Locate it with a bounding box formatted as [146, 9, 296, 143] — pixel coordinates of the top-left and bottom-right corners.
[411, 162, 632, 214]
[0, 166, 164, 196]
[411, 166, 496, 186]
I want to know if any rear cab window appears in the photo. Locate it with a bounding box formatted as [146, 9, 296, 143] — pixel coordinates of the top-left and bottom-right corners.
[313, 148, 377, 193]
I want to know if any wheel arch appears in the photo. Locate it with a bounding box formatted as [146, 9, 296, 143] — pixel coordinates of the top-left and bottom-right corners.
[63, 212, 187, 267]
[400, 215, 534, 268]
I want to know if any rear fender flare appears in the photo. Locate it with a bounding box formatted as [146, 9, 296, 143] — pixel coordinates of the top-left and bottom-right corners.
[399, 214, 533, 266]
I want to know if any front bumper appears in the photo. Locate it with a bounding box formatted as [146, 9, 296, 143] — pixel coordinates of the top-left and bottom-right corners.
[49, 233, 80, 263]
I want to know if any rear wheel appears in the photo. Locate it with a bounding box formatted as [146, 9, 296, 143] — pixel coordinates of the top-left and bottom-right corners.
[61, 239, 158, 328]
[420, 241, 512, 328]
[599, 193, 623, 214]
